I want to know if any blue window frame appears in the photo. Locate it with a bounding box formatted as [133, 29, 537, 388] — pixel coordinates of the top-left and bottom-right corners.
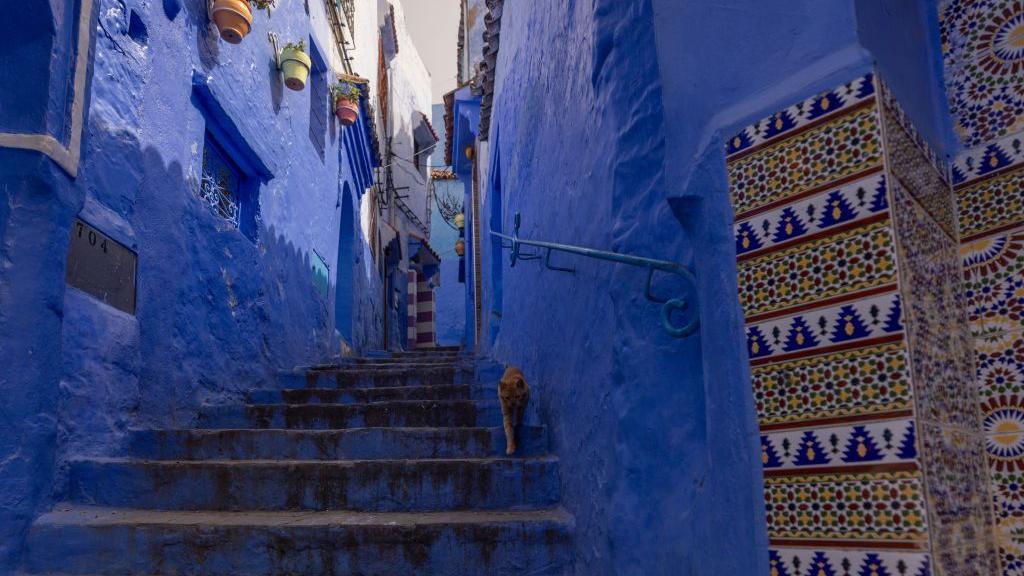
[200, 131, 259, 240]
[308, 40, 328, 160]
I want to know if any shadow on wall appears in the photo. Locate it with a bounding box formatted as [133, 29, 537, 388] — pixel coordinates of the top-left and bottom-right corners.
[0, 133, 361, 571]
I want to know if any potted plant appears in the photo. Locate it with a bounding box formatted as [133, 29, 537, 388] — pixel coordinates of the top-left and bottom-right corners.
[331, 82, 362, 126]
[280, 40, 311, 91]
[211, 0, 253, 44]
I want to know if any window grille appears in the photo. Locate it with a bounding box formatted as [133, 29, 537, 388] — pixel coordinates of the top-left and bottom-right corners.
[339, 0, 355, 38]
[201, 134, 242, 228]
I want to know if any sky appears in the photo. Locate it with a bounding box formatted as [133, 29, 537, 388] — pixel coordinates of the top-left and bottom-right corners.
[400, 0, 461, 104]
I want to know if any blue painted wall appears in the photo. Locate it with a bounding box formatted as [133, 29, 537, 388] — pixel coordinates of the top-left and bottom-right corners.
[428, 103, 466, 346]
[0, 0, 383, 569]
[854, 0, 960, 159]
[468, 0, 926, 573]
[474, 1, 770, 573]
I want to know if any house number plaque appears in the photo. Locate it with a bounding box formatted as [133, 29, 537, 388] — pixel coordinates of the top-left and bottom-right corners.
[65, 218, 138, 314]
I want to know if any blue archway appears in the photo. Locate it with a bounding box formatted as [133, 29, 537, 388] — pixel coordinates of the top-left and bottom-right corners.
[335, 184, 355, 341]
[488, 134, 503, 345]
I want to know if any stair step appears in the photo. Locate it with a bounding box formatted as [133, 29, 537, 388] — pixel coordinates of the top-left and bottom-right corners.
[382, 346, 462, 355]
[341, 355, 463, 365]
[23, 505, 573, 576]
[127, 426, 548, 460]
[247, 384, 472, 404]
[199, 400, 502, 429]
[280, 365, 466, 389]
[68, 456, 561, 512]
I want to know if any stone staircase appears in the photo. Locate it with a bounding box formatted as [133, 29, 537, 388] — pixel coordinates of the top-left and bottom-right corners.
[21, 348, 574, 575]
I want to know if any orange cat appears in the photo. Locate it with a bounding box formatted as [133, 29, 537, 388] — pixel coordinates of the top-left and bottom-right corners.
[499, 366, 530, 455]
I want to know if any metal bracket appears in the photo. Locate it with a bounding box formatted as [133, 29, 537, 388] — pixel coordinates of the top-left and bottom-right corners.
[268, 32, 281, 70]
[545, 248, 574, 273]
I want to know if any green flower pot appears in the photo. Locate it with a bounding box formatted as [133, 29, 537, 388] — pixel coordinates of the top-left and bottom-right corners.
[280, 47, 312, 91]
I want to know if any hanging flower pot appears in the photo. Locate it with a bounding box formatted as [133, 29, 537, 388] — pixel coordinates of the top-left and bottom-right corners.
[211, 0, 253, 44]
[455, 239, 466, 257]
[331, 82, 363, 126]
[280, 41, 312, 91]
[454, 213, 465, 229]
[335, 99, 359, 125]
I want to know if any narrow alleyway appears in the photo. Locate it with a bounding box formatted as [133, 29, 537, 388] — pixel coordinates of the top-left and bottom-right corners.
[22, 348, 574, 574]
[8, 0, 1024, 574]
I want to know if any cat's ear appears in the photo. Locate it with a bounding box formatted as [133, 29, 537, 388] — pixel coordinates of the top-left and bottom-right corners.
[515, 377, 526, 390]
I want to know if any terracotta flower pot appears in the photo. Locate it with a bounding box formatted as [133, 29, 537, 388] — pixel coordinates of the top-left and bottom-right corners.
[281, 47, 312, 91]
[335, 98, 360, 126]
[455, 239, 466, 257]
[211, 0, 253, 44]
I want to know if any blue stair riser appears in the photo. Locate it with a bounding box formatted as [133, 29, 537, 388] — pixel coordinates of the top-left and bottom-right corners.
[67, 458, 561, 512]
[278, 367, 469, 389]
[340, 356, 463, 365]
[198, 401, 505, 429]
[128, 427, 549, 460]
[24, 511, 572, 576]
[246, 385, 472, 404]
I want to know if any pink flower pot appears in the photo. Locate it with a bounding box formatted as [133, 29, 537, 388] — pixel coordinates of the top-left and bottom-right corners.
[335, 99, 360, 126]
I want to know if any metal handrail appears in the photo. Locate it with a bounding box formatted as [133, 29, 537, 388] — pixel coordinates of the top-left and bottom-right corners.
[489, 213, 700, 338]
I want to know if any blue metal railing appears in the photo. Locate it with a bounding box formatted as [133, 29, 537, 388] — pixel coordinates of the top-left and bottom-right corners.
[489, 213, 700, 338]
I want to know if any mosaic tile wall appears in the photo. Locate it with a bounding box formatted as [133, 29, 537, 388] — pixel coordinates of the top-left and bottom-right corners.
[941, 2, 1024, 573]
[940, 0, 1024, 148]
[955, 129, 1024, 575]
[727, 73, 997, 576]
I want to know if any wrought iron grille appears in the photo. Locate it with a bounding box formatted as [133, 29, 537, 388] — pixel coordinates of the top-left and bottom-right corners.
[200, 134, 241, 228]
[339, 0, 355, 39]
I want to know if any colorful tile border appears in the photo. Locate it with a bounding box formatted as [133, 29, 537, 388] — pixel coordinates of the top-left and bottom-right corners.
[983, 393, 1024, 471]
[734, 171, 889, 260]
[992, 470, 1024, 524]
[752, 341, 914, 427]
[962, 226, 1024, 337]
[996, 515, 1024, 575]
[957, 163, 1024, 241]
[768, 548, 931, 576]
[727, 104, 884, 218]
[952, 128, 1024, 187]
[738, 219, 898, 318]
[725, 73, 876, 159]
[764, 471, 929, 541]
[974, 328, 1024, 400]
[761, 417, 917, 473]
[891, 180, 980, 429]
[881, 100, 958, 238]
[877, 79, 948, 185]
[746, 289, 903, 365]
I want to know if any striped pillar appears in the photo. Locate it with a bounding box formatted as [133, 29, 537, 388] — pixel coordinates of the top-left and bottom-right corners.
[726, 72, 996, 574]
[415, 274, 436, 348]
[406, 270, 417, 350]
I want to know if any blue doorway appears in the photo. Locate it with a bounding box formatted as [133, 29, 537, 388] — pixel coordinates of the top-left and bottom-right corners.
[335, 185, 354, 341]
[488, 136, 503, 345]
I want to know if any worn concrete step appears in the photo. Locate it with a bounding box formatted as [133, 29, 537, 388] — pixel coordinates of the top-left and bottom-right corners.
[331, 361, 466, 371]
[127, 426, 548, 460]
[247, 384, 472, 404]
[280, 365, 466, 389]
[340, 355, 463, 365]
[68, 456, 561, 512]
[376, 346, 462, 356]
[199, 400, 502, 429]
[23, 505, 573, 576]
